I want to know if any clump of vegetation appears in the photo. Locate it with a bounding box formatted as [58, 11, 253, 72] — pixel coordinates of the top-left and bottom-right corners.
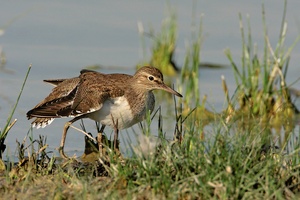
[224, 2, 300, 148]
[137, 6, 179, 76]
[0, 66, 31, 160]
[0, 1, 300, 199]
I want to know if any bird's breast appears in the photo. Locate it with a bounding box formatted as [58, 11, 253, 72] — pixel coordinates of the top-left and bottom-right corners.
[87, 96, 138, 129]
[87, 92, 155, 130]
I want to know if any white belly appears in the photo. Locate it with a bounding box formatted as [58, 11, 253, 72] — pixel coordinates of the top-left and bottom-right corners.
[87, 96, 137, 129]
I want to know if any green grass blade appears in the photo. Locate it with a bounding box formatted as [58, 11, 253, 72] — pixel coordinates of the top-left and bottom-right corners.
[1, 64, 31, 139]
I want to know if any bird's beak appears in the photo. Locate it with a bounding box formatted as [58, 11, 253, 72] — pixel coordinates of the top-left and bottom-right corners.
[160, 83, 183, 97]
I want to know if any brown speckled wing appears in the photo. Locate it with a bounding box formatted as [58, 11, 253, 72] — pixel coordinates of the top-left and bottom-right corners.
[71, 71, 128, 114]
[27, 77, 80, 118]
[43, 79, 67, 86]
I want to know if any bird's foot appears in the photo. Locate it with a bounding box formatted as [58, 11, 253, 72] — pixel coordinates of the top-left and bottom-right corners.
[58, 146, 70, 159]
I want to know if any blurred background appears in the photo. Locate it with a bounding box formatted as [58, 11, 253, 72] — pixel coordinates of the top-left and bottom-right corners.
[0, 0, 299, 159]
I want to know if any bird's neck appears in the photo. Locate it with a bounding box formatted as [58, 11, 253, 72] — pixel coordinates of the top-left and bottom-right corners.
[126, 87, 155, 118]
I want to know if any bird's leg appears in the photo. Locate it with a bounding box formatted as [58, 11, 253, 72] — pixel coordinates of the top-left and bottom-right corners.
[59, 121, 72, 159]
[59, 116, 84, 159]
[97, 125, 106, 157]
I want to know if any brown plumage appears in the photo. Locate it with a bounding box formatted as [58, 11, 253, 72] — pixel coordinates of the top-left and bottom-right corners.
[27, 66, 182, 159]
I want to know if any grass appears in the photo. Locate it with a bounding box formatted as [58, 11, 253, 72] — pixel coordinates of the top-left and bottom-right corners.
[137, 5, 179, 76]
[224, 2, 300, 148]
[0, 65, 31, 159]
[1, 1, 300, 199]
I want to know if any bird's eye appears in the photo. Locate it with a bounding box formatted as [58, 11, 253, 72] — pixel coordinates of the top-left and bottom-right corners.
[148, 76, 154, 81]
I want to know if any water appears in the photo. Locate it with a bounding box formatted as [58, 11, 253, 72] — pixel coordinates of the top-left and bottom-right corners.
[0, 1, 300, 159]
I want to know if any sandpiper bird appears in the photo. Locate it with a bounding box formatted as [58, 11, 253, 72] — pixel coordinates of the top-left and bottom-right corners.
[27, 66, 182, 159]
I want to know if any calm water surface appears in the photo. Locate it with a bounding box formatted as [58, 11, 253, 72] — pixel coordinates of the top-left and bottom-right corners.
[0, 1, 300, 159]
